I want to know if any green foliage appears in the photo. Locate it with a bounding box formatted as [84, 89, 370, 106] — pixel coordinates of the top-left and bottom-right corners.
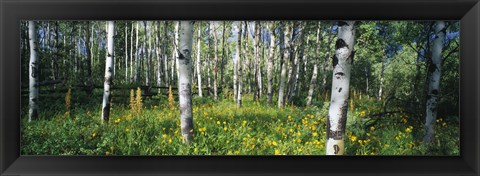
[21, 93, 459, 155]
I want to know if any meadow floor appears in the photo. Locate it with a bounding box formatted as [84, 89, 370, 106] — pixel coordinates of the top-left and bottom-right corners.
[21, 91, 459, 156]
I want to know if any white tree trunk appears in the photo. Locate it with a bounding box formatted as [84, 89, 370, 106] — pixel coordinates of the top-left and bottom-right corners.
[177, 21, 195, 143]
[326, 21, 355, 155]
[28, 21, 39, 122]
[378, 59, 385, 100]
[134, 22, 139, 83]
[102, 21, 115, 122]
[307, 22, 322, 106]
[163, 22, 169, 87]
[424, 21, 445, 143]
[130, 22, 134, 83]
[254, 21, 262, 100]
[278, 22, 290, 108]
[211, 22, 219, 101]
[236, 22, 244, 108]
[125, 22, 129, 83]
[266, 22, 276, 105]
[172, 22, 179, 86]
[196, 26, 203, 97]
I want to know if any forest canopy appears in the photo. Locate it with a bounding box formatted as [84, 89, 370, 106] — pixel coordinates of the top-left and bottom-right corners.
[21, 21, 459, 155]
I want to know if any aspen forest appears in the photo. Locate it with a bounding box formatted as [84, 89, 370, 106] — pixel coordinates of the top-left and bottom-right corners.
[21, 21, 460, 155]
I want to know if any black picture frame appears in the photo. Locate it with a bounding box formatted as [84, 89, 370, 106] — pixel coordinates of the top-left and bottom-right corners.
[1, 0, 479, 175]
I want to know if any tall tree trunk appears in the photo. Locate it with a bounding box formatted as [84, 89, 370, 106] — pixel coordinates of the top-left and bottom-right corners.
[163, 22, 169, 87]
[125, 22, 129, 83]
[196, 25, 203, 97]
[220, 21, 227, 88]
[172, 22, 179, 87]
[134, 22, 139, 83]
[307, 22, 322, 106]
[177, 21, 195, 144]
[278, 22, 290, 108]
[325, 21, 355, 155]
[144, 21, 150, 86]
[423, 21, 445, 143]
[254, 21, 262, 101]
[286, 22, 301, 103]
[378, 58, 385, 100]
[266, 22, 276, 105]
[102, 21, 115, 122]
[156, 22, 162, 87]
[130, 22, 134, 83]
[211, 22, 219, 101]
[28, 21, 39, 122]
[237, 22, 244, 108]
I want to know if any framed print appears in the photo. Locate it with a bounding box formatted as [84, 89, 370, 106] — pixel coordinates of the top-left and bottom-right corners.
[1, 0, 479, 175]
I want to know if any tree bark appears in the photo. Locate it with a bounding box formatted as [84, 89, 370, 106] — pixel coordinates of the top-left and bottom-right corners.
[125, 22, 129, 83]
[28, 21, 39, 122]
[101, 21, 115, 122]
[196, 24, 203, 97]
[278, 22, 290, 108]
[254, 21, 262, 101]
[172, 22, 179, 87]
[266, 22, 276, 105]
[163, 22, 169, 87]
[177, 21, 195, 144]
[130, 22, 134, 83]
[423, 21, 445, 143]
[211, 22, 219, 101]
[307, 22, 322, 106]
[220, 21, 227, 88]
[237, 22, 244, 108]
[134, 22, 139, 83]
[325, 21, 355, 155]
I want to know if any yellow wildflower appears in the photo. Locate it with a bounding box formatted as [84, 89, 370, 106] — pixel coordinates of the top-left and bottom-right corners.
[350, 136, 357, 142]
[274, 149, 281, 155]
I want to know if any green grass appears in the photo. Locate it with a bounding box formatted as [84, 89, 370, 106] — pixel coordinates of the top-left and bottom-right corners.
[21, 91, 459, 156]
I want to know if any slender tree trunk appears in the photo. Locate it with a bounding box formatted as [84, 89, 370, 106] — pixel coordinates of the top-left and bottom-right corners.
[267, 22, 276, 105]
[286, 23, 301, 103]
[125, 22, 129, 83]
[196, 25, 203, 97]
[254, 21, 262, 101]
[220, 21, 227, 88]
[237, 22, 244, 108]
[163, 22, 169, 87]
[177, 21, 195, 144]
[307, 22, 322, 106]
[278, 22, 290, 108]
[171, 22, 179, 87]
[134, 22, 139, 83]
[378, 58, 385, 100]
[101, 21, 115, 122]
[156, 22, 162, 87]
[144, 21, 151, 86]
[243, 22, 251, 95]
[325, 21, 355, 155]
[207, 35, 211, 94]
[130, 22, 134, 83]
[211, 22, 219, 101]
[424, 21, 445, 143]
[28, 21, 39, 122]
